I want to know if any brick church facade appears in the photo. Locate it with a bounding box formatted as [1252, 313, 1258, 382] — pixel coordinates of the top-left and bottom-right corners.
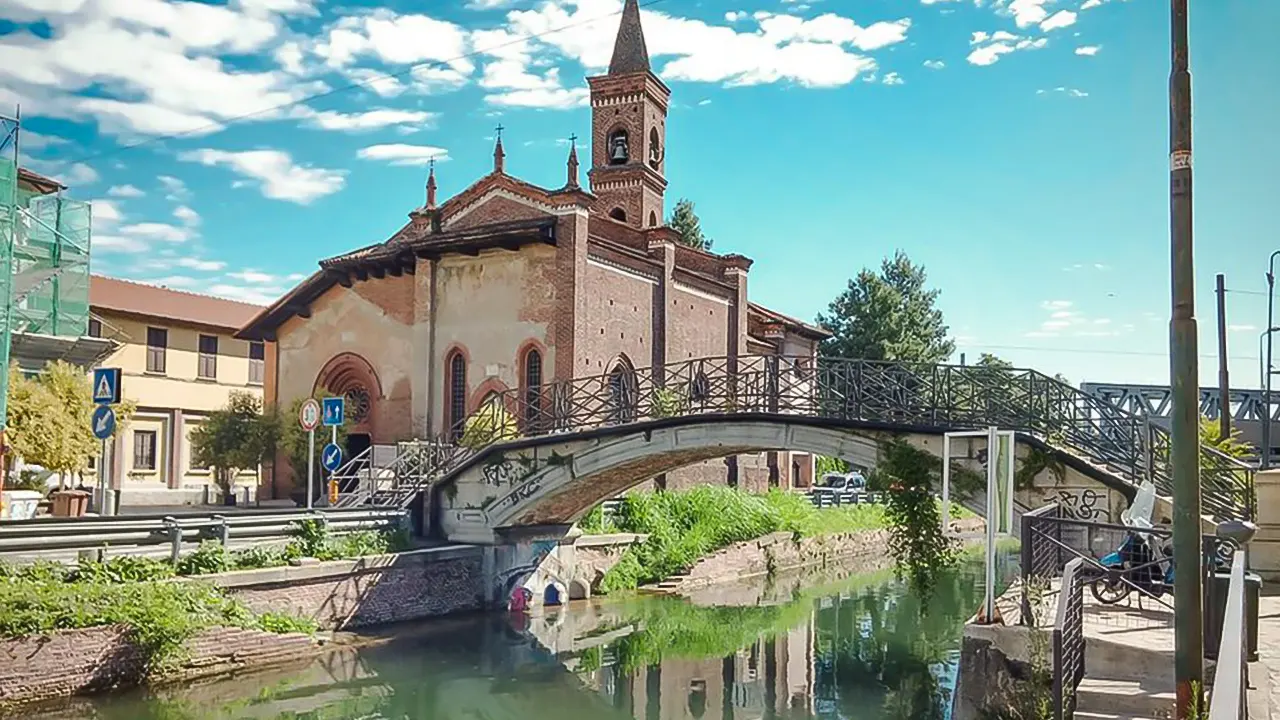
[239, 0, 831, 498]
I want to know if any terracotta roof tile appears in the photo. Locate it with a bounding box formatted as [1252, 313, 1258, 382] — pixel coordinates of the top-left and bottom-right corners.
[748, 302, 832, 340]
[90, 275, 265, 331]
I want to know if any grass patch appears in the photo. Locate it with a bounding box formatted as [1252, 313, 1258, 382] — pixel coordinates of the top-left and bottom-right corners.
[592, 487, 887, 594]
[0, 520, 409, 672]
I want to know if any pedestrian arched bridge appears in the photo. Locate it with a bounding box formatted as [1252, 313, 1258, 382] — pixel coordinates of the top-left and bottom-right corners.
[333, 355, 1253, 542]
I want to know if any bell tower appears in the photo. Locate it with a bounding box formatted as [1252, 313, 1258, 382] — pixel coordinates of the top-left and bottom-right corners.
[587, 0, 670, 229]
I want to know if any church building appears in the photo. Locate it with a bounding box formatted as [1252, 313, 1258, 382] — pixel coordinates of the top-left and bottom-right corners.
[238, 0, 831, 498]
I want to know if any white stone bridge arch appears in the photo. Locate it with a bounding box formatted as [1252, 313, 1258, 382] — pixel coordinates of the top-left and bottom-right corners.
[436, 415, 1134, 545]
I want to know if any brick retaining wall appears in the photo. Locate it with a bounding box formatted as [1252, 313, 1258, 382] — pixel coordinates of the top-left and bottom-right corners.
[0, 625, 313, 709]
[659, 529, 894, 593]
[210, 545, 486, 631]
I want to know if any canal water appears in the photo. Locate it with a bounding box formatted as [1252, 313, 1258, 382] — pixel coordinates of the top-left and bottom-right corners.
[29, 553, 1015, 720]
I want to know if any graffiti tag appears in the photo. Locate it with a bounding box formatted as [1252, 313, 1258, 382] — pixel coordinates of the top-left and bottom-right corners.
[1044, 487, 1107, 521]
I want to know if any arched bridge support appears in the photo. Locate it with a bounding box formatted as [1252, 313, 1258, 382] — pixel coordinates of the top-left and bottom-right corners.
[437, 416, 1131, 545]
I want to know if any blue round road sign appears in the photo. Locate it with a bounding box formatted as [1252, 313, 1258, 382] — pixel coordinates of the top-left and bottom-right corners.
[321, 443, 343, 472]
[91, 405, 116, 440]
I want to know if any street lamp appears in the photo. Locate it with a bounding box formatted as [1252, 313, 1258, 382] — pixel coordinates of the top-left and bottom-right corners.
[1263, 252, 1280, 470]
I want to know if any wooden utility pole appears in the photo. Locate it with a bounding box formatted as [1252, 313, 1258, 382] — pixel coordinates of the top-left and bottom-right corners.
[1216, 273, 1230, 439]
[1168, 0, 1204, 716]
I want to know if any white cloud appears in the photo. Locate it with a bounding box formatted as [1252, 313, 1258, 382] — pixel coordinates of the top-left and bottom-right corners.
[1025, 299, 1124, 338]
[176, 257, 225, 271]
[180, 148, 346, 204]
[920, 0, 962, 4]
[92, 235, 149, 253]
[158, 175, 189, 201]
[310, 8, 473, 75]
[119, 222, 193, 243]
[1081, 0, 1103, 8]
[697, 98, 712, 105]
[1040, 10, 1077, 31]
[725, 11, 746, 22]
[999, 0, 1051, 28]
[173, 205, 201, 226]
[1075, 45, 1101, 56]
[466, 0, 520, 9]
[17, 130, 68, 150]
[357, 143, 450, 167]
[1229, 324, 1258, 333]
[1042, 300, 1073, 310]
[923, 59, 945, 70]
[106, 184, 144, 198]
[0, 1, 327, 138]
[881, 72, 904, 85]
[300, 107, 436, 131]
[967, 33, 1047, 66]
[49, 162, 98, 186]
[91, 199, 122, 227]
[227, 269, 275, 283]
[341, 67, 409, 97]
[1040, 86, 1088, 97]
[206, 283, 283, 304]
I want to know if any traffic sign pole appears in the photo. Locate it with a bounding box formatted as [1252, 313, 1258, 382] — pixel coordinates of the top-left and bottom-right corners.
[306, 428, 315, 510]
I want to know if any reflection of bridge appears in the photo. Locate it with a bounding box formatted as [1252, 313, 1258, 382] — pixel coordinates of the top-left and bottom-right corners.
[333, 355, 1254, 536]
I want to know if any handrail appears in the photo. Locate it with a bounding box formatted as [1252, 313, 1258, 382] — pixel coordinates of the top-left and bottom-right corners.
[1053, 556, 1087, 720]
[328, 354, 1253, 521]
[1207, 548, 1248, 720]
[0, 508, 406, 557]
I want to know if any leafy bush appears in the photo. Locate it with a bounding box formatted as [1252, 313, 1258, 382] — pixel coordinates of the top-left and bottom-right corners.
[254, 611, 318, 635]
[650, 387, 688, 418]
[176, 541, 233, 576]
[73, 555, 175, 584]
[459, 400, 519, 450]
[596, 487, 886, 594]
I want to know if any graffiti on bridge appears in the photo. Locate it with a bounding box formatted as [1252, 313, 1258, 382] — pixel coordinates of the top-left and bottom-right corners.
[1043, 487, 1108, 522]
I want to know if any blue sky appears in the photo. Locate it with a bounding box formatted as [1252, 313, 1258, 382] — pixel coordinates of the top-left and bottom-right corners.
[4, 0, 1278, 389]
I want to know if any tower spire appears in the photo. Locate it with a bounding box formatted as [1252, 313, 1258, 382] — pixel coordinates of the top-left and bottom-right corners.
[425, 158, 437, 209]
[566, 134, 579, 188]
[608, 0, 651, 75]
[493, 124, 506, 174]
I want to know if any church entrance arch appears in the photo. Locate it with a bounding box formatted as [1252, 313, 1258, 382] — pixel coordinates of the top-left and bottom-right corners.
[313, 353, 383, 452]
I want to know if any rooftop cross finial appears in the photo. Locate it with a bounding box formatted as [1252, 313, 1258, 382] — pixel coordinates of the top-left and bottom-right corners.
[425, 157, 438, 209]
[566, 133, 580, 188]
[493, 124, 506, 174]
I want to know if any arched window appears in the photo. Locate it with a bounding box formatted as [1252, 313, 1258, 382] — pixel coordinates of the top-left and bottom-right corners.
[648, 127, 661, 170]
[523, 347, 542, 431]
[607, 357, 637, 424]
[609, 207, 627, 222]
[608, 128, 629, 165]
[648, 210, 658, 227]
[447, 351, 467, 442]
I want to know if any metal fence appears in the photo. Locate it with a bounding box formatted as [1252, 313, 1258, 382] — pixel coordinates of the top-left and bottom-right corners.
[0, 508, 407, 562]
[1019, 503, 1235, 621]
[1052, 557, 1088, 720]
[1207, 548, 1248, 720]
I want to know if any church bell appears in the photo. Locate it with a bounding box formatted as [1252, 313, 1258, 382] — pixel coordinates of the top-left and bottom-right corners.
[611, 140, 628, 162]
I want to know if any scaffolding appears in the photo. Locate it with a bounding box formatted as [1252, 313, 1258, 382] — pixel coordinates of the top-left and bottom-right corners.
[0, 110, 95, 432]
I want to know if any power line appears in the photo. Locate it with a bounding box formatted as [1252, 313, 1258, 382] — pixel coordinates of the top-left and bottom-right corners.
[959, 343, 1259, 362]
[55, 0, 672, 167]
[1224, 288, 1275, 298]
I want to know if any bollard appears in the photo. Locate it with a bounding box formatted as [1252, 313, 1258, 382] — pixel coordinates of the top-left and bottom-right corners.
[164, 517, 182, 565]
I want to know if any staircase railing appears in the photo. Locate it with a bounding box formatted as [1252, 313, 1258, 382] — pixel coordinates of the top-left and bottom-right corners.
[1052, 557, 1087, 720]
[329, 356, 1253, 521]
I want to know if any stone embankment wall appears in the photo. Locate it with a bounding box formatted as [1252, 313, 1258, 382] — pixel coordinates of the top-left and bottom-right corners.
[0, 625, 312, 709]
[655, 529, 893, 593]
[213, 545, 486, 630]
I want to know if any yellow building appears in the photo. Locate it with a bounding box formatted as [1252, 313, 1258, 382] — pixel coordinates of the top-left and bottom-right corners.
[85, 276, 268, 506]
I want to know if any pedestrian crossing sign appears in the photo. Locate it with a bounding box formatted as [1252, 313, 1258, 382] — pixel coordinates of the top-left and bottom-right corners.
[92, 368, 122, 405]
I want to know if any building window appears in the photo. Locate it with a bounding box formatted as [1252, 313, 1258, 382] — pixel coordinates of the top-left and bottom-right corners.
[198, 334, 218, 380]
[146, 327, 167, 374]
[248, 341, 265, 385]
[447, 351, 467, 442]
[523, 347, 542, 430]
[88, 317, 102, 338]
[133, 430, 157, 471]
[609, 207, 627, 222]
[607, 358, 637, 424]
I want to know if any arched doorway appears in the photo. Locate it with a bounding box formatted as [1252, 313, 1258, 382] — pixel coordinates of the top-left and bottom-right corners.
[313, 352, 383, 467]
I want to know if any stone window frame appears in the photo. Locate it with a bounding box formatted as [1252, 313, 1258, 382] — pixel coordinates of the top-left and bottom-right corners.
[445, 347, 469, 442]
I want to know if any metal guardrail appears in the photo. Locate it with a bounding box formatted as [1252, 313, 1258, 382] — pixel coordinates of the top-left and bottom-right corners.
[1052, 556, 1087, 720]
[1208, 548, 1248, 720]
[0, 508, 406, 560]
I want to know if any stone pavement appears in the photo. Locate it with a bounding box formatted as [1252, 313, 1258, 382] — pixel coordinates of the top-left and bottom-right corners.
[1251, 587, 1280, 719]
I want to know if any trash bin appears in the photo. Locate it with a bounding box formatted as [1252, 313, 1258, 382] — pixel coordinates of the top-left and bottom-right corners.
[1203, 569, 1260, 662]
[50, 490, 90, 517]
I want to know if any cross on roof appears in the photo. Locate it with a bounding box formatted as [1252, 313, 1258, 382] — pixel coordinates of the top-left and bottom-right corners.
[568, 133, 578, 145]
[495, 124, 505, 139]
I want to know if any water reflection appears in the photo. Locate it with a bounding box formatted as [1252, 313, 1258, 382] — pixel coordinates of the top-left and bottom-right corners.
[24, 554, 1014, 720]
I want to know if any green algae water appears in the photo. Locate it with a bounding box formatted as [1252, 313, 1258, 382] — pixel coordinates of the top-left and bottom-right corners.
[26, 553, 1015, 720]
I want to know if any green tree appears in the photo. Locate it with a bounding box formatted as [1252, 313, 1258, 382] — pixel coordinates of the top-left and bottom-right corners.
[280, 394, 348, 487]
[667, 198, 712, 251]
[189, 391, 280, 502]
[5, 361, 136, 489]
[460, 399, 519, 450]
[1199, 416, 1253, 459]
[816, 250, 954, 363]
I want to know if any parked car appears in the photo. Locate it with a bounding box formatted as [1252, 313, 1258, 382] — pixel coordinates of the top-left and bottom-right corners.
[808, 471, 868, 506]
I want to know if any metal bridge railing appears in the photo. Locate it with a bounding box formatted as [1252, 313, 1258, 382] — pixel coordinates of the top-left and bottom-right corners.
[1052, 556, 1087, 720]
[1207, 548, 1249, 720]
[0, 508, 406, 561]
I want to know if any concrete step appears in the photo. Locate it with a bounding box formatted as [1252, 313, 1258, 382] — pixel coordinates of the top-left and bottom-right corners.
[1075, 678, 1174, 718]
[1073, 711, 1166, 720]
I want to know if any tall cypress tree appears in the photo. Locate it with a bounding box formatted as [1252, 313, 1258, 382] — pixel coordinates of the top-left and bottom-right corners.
[667, 198, 712, 251]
